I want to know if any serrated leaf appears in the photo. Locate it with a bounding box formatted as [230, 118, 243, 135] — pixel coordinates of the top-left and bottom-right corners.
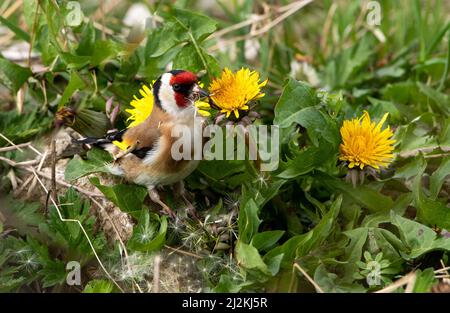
[277, 143, 335, 179]
[0, 57, 32, 93]
[1, 196, 44, 236]
[172, 43, 220, 76]
[170, 8, 217, 42]
[274, 79, 318, 128]
[89, 177, 147, 215]
[64, 148, 113, 181]
[91, 40, 124, 66]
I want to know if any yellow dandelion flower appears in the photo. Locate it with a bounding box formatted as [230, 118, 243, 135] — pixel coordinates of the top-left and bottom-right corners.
[112, 84, 154, 150]
[339, 111, 396, 170]
[209, 67, 267, 119]
[126, 84, 154, 128]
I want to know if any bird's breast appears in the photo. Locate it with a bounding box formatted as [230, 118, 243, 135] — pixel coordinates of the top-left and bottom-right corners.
[112, 115, 204, 187]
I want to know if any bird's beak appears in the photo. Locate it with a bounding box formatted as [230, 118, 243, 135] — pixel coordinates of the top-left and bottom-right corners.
[193, 84, 209, 98]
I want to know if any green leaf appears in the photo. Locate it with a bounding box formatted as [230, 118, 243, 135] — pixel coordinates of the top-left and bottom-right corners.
[314, 264, 366, 292]
[238, 199, 261, 244]
[341, 227, 369, 281]
[59, 71, 86, 107]
[145, 23, 182, 58]
[297, 195, 342, 257]
[413, 268, 437, 293]
[323, 37, 373, 89]
[213, 274, 252, 293]
[41, 188, 104, 256]
[391, 212, 450, 259]
[64, 148, 113, 181]
[322, 176, 394, 212]
[429, 156, 450, 199]
[0, 196, 44, 236]
[0, 15, 31, 42]
[145, 9, 216, 59]
[91, 40, 123, 66]
[83, 279, 114, 293]
[287, 107, 340, 148]
[0, 111, 52, 146]
[265, 195, 341, 268]
[0, 57, 32, 92]
[89, 177, 147, 215]
[127, 211, 167, 252]
[235, 241, 271, 276]
[277, 143, 335, 179]
[251, 230, 285, 252]
[39, 258, 66, 288]
[172, 43, 220, 75]
[76, 22, 96, 56]
[417, 82, 450, 116]
[274, 79, 318, 128]
[170, 8, 217, 42]
[412, 157, 450, 229]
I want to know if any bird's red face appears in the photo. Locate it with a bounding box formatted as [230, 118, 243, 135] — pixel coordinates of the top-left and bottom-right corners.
[155, 70, 208, 115]
[170, 71, 200, 108]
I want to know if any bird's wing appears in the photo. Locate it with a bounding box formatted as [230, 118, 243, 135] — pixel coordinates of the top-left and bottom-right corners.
[118, 105, 170, 158]
[78, 105, 170, 159]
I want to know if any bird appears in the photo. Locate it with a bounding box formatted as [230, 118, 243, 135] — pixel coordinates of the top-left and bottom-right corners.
[79, 70, 209, 218]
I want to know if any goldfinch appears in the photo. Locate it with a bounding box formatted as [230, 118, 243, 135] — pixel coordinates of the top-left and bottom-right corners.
[80, 70, 209, 217]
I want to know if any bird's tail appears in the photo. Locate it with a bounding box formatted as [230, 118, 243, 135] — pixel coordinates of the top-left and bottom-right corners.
[76, 129, 126, 147]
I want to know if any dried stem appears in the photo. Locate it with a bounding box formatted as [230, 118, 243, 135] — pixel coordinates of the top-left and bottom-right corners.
[293, 262, 324, 293]
[375, 272, 416, 293]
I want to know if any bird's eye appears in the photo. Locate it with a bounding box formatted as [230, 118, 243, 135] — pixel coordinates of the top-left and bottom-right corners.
[173, 84, 181, 91]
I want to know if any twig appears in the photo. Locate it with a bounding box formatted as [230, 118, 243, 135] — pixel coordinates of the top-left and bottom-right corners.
[30, 168, 124, 293]
[435, 275, 450, 279]
[28, 0, 40, 67]
[435, 267, 450, 274]
[0, 132, 43, 157]
[0, 156, 39, 167]
[404, 273, 417, 293]
[375, 272, 416, 293]
[0, 133, 25, 152]
[0, 153, 104, 198]
[153, 254, 161, 293]
[14, 174, 34, 196]
[51, 140, 58, 208]
[2, 0, 22, 18]
[320, 2, 337, 57]
[293, 262, 324, 293]
[7, 169, 18, 190]
[209, 0, 314, 51]
[210, 0, 313, 39]
[27, 149, 48, 200]
[20, 166, 103, 197]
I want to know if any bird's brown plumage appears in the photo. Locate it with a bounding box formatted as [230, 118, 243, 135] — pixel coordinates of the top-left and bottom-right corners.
[107, 104, 202, 186]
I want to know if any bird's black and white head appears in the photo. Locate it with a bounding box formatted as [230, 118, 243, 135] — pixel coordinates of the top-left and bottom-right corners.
[153, 70, 208, 116]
